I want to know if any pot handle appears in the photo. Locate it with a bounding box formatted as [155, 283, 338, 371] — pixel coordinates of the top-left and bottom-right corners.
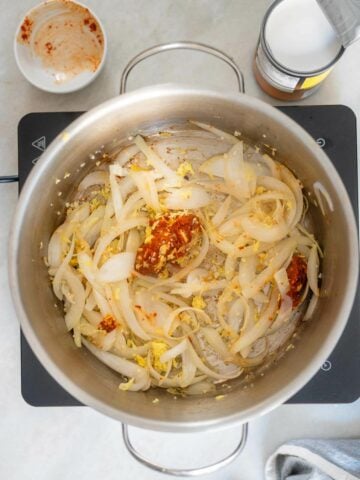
[120, 41, 245, 94]
[0, 175, 19, 183]
[121, 422, 248, 477]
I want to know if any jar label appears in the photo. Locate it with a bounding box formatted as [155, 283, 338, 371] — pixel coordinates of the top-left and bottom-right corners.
[255, 43, 300, 92]
[300, 69, 332, 89]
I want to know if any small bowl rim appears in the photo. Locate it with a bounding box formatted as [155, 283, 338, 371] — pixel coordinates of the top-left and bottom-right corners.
[14, 0, 107, 94]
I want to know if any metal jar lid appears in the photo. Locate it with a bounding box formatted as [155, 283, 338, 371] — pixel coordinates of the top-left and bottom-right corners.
[260, 0, 345, 77]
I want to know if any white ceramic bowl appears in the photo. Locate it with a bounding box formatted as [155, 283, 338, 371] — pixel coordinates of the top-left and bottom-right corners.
[14, 0, 107, 93]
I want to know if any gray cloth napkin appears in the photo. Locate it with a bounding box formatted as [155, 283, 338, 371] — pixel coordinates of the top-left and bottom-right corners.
[317, 0, 360, 47]
[265, 439, 360, 480]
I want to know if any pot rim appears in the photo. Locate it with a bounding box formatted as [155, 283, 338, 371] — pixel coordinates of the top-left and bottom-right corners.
[9, 85, 359, 432]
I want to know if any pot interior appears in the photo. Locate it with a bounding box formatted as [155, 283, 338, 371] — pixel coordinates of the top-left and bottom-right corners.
[11, 87, 358, 431]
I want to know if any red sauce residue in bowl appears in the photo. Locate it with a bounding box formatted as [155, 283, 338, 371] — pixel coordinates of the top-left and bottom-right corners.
[20, 16, 33, 42]
[17, 1, 105, 83]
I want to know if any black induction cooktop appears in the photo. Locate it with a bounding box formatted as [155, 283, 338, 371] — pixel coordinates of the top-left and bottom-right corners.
[18, 105, 359, 407]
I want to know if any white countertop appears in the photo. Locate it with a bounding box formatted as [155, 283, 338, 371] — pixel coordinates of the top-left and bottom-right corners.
[1, 1, 359, 479]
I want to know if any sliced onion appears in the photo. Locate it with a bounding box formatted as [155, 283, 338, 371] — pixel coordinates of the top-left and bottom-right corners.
[116, 280, 150, 341]
[231, 286, 278, 353]
[52, 236, 75, 300]
[93, 217, 148, 266]
[257, 175, 293, 197]
[184, 380, 216, 395]
[48, 226, 64, 268]
[274, 268, 290, 297]
[218, 216, 244, 237]
[313, 181, 334, 215]
[109, 166, 123, 223]
[296, 243, 311, 258]
[180, 349, 197, 387]
[73, 324, 82, 347]
[242, 238, 296, 298]
[208, 227, 245, 257]
[225, 144, 256, 200]
[164, 306, 209, 338]
[79, 318, 98, 336]
[224, 255, 237, 280]
[126, 229, 141, 253]
[50, 204, 88, 259]
[78, 251, 104, 294]
[80, 206, 105, 246]
[148, 290, 189, 308]
[109, 164, 127, 177]
[201, 327, 232, 360]
[114, 144, 140, 166]
[199, 153, 226, 177]
[160, 339, 187, 363]
[148, 359, 206, 388]
[255, 175, 296, 227]
[82, 338, 150, 391]
[98, 252, 135, 283]
[261, 154, 280, 179]
[296, 224, 324, 258]
[83, 309, 102, 326]
[238, 300, 256, 358]
[101, 198, 115, 235]
[78, 171, 108, 191]
[105, 285, 124, 324]
[190, 121, 239, 145]
[235, 349, 268, 367]
[118, 176, 136, 199]
[187, 268, 208, 284]
[133, 290, 173, 333]
[212, 195, 231, 226]
[187, 341, 241, 380]
[304, 293, 319, 321]
[252, 291, 270, 304]
[238, 255, 257, 289]
[134, 135, 179, 186]
[102, 329, 118, 351]
[307, 245, 320, 296]
[61, 281, 76, 304]
[266, 295, 293, 335]
[93, 289, 113, 317]
[113, 332, 149, 359]
[239, 214, 289, 243]
[163, 185, 211, 210]
[278, 164, 303, 227]
[63, 266, 86, 331]
[237, 246, 267, 261]
[130, 171, 160, 210]
[170, 278, 226, 298]
[227, 298, 246, 333]
[117, 191, 143, 224]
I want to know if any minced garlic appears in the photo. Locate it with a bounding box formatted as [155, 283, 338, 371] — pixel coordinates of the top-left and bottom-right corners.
[144, 225, 153, 244]
[192, 295, 206, 309]
[215, 395, 226, 401]
[119, 377, 135, 391]
[255, 186, 266, 195]
[89, 197, 101, 212]
[126, 339, 137, 348]
[177, 161, 194, 177]
[134, 355, 147, 367]
[151, 342, 168, 372]
[252, 241, 260, 252]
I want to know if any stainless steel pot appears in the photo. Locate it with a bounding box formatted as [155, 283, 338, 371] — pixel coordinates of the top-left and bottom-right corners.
[8, 43, 359, 476]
